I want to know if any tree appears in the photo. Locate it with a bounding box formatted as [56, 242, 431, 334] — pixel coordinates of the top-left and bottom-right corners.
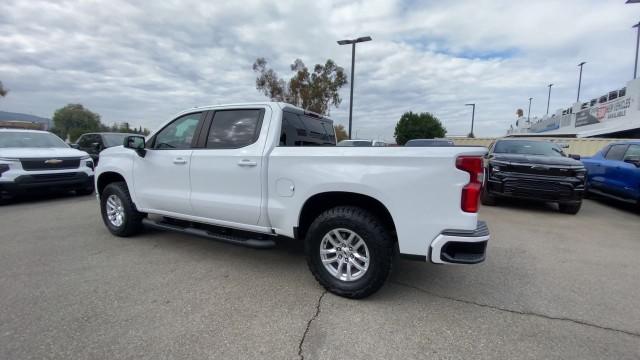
[0, 81, 8, 98]
[52, 104, 102, 142]
[394, 111, 446, 146]
[253, 58, 348, 115]
[334, 124, 348, 142]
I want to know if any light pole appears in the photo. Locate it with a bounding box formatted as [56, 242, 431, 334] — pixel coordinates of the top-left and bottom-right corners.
[527, 97, 533, 123]
[465, 103, 475, 138]
[633, 22, 640, 79]
[577, 62, 586, 102]
[337, 36, 372, 139]
[546, 83, 553, 116]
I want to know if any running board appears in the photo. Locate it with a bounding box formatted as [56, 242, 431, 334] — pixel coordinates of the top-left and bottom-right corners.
[141, 218, 276, 249]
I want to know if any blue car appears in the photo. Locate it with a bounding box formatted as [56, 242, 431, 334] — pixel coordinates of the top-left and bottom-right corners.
[582, 141, 640, 206]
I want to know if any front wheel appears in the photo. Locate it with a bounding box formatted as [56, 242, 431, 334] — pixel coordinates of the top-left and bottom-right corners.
[305, 206, 394, 299]
[100, 181, 143, 236]
[558, 201, 582, 215]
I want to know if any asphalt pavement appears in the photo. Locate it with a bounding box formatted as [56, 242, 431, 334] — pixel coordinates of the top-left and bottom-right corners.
[0, 194, 639, 359]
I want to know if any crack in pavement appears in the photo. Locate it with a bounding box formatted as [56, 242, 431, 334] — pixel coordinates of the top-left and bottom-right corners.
[298, 290, 327, 360]
[391, 281, 640, 339]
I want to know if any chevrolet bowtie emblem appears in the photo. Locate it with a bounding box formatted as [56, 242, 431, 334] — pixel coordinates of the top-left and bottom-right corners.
[44, 159, 63, 164]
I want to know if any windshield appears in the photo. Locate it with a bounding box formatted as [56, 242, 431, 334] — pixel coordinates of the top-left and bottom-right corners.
[0, 132, 69, 148]
[493, 140, 565, 157]
[103, 133, 130, 147]
[337, 140, 372, 147]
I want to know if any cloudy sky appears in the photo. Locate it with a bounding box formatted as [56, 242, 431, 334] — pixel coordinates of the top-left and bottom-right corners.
[0, 0, 638, 141]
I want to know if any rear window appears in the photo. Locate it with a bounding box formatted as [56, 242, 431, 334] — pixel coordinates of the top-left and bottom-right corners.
[337, 140, 372, 147]
[405, 139, 454, 147]
[279, 111, 335, 146]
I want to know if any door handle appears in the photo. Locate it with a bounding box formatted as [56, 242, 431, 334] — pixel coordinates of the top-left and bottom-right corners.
[173, 158, 187, 165]
[238, 159, 257, 167]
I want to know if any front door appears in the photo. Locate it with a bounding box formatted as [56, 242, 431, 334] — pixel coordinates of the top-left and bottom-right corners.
[189, 108, 268, 226]
[133, 112, 203, 215]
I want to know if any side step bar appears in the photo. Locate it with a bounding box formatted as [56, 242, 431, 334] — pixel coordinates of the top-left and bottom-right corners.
[141, 218, 276, 249]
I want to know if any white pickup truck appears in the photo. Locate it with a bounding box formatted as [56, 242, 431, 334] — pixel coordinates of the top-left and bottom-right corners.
[95, 102, 490, 298]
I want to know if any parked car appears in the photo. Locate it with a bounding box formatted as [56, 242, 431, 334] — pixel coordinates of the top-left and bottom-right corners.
[481, 139, 586, 214]
[337, 139, 386, 147]
[581, 141, 640, 207]
[95, 102, 490, 299]
[0, 129, 95, 203]
[72, 132, 138, 164]
[405, 138, 455, 147]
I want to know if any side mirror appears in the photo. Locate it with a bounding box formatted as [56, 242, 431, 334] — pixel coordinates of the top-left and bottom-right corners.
[569, 154, 581, 160]
[124, 135, 146, 157]
[70, 143, 79, 149]
[624, 156, 640, 167]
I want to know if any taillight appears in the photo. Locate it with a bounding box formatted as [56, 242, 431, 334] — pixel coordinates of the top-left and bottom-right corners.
[456, 156, 484, 213]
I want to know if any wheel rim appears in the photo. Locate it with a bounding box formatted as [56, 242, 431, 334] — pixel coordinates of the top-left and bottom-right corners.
[105, 194, 125, 227]
[320, 228, 370, 282]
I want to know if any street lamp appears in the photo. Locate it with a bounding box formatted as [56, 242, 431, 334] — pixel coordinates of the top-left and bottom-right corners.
[546, 83, 553, 116]
[337, 36, 372, 139]
[633, 22, 640, 79]
[465, 103, 475, 138]
[527, 97, 533, 123]
[577, 62, 586, 102]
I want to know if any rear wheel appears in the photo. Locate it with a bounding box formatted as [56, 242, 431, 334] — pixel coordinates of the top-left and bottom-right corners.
[558, 201, 581, 215]
[100, 181, 143, 236]
[305, 206, 394, 299]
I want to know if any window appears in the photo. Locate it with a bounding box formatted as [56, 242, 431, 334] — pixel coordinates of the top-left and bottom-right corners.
[154, 112, 201, 149]
[103, 133, 130, 147]
[279, 111, 335, 146]
[206, 109, 263, 149]
[608, 91, 618, 101]
[598, 95, 607, 104]
[0, 131, 68, 148]
[590, 99, 597, 107]
[624, 144, 640, 159]
[619, 88, 626, 97]
[77, 134, 92, 147]
[604, 144, 628, 161]
[493, 140, 564, 157]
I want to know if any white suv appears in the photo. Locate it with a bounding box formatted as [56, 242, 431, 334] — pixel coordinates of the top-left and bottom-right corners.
[0, 129, 95, 203]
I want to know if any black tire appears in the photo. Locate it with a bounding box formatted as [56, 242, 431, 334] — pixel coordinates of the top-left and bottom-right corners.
[558, 201, 582, 215]
[480, 186, 497, 206]
[100, 181, 143, 237]
[305, 206, 394, 299]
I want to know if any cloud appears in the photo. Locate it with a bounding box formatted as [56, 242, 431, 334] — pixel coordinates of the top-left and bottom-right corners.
[0, 0, 638, 141]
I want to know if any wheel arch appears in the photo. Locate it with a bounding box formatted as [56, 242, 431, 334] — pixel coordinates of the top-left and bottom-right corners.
[296, 191, 397, 241]
[97, 171, 128, 196]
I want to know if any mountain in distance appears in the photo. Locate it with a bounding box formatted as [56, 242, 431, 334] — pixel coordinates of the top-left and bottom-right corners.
[0, 110, 51, 129]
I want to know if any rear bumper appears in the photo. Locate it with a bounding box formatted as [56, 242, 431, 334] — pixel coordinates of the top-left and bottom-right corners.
[429, 221, 490, 264]
[0, 173, 94, 196]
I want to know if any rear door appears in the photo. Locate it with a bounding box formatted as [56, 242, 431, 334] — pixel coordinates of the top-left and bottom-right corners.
[132, 112, 204, 215]
[189, 107, 269, 227]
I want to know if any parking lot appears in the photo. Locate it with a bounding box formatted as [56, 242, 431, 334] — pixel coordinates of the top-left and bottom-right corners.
[0, 195, 639, 359]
